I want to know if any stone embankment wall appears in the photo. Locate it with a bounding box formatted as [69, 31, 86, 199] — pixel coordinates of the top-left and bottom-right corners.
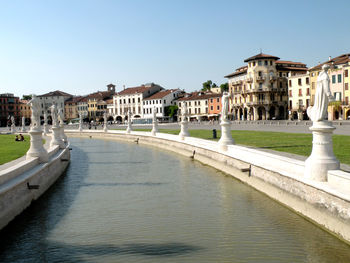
[0, 145, 70, 231]
[67, 130, 350, 244]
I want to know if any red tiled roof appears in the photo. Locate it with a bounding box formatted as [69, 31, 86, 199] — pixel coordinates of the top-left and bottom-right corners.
[309, 53, 350, 71]
[117, 85, 153, 95]
[276, 60, 306, 65]
[144, 89, 179, 100]
[244, 53, 280, 62]
[40, 90, 72, 97]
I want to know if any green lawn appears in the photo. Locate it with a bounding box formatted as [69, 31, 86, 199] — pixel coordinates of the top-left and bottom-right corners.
[131, 128, 350, 165]
[0, 134, 30, 165]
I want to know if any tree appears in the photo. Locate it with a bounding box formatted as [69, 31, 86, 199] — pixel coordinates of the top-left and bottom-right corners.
[202, 80, 212, 91]
[220, 83, 229, 92]
[22, 95, 32, 100]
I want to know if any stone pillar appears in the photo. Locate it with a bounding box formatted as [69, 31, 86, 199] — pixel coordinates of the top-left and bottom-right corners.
[21, 117, 26, 132]
[218, 119, 234, 151]
[78, 121, 83, 132]
[103, 112, 108, 133]
[265, 106, 270, 120]
[26, 129, 48, 163]
[10, 124, 15, 134]
[304, 121, 340, 181]
[253, 107, 258, 121]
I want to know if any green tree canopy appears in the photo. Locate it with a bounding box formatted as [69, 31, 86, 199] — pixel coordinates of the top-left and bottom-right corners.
[220, 83, 229, 92]
[22, 95, 32, 100]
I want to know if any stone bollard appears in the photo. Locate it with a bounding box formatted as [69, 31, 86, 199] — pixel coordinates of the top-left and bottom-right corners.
[26, 128, 48, 163]
[179, 120, 189, 140]
[218, 120, 234, 151]
[50, 126, 65, 149]
[304, 121, 340, 181]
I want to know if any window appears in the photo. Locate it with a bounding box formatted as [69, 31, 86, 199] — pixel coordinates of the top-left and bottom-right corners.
[338, 74, 342, 83]
[298, 79, 302, 86]
[217, 105, 220, 110]
[306, 77, 309, 85]
[345, 70, 349, 77]
[259, 83, 263, 90]
[198, 108, 201, 114]
[270, 61, 273, 66]
[210, 98, 213, 103]
[132, 98, 135, 103]
[210, 106, 213, 110]
[346, 97, 349, 104]
[332, 75, 336, 84]
[289, 80, 292, 87]
[164, 100, 166, 104]
[217, 98, 219, 103]
[253, 62, 256, 66]
[298, 89, 302, 96]
[346, 83, 349, 90]
[289, 100, 292, 109]
[138, 98, 140, 103]
[289, 90, 292, 97]
[264, 60, 268, 65]
[258, 60, 262, 66]
[128, 98, 131, 103]
[306, 88, 310, 96]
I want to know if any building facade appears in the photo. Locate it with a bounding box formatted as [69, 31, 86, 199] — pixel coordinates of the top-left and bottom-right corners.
[113, 83, 164, 122]
[143, 89, 182, 120]
[0, 93, 21, 127]
[287, 73, 310, 120]
[225, 53, 307, 120]
[38, 90, 73, 122]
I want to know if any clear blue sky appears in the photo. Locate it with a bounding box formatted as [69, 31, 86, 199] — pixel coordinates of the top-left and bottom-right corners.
[1, 0, 349, 98]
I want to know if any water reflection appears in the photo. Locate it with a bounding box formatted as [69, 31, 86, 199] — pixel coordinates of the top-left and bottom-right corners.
[0, 137, 349, 263]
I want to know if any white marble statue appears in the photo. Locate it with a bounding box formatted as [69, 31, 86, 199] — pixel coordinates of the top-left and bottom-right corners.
[307, 64, 334, 122]
[221, 92, 230, 122]
[50, 104, 59, 127]
[11, 116, 15, 125]
[27, 95, 41, 130]
[104, 112, 107, 124]
[58, 106, 64, 124]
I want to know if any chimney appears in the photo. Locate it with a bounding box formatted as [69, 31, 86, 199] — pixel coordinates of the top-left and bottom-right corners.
[123, 85, 125, 90]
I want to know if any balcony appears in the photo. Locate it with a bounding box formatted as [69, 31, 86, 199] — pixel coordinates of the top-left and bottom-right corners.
[246, 77, 253, 83]
[256, 76, 266, 82]
[269, 76, 277, 82]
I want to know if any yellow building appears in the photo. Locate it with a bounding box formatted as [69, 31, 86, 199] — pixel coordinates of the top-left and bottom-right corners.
[19, 99, 31, 123]
[64, 96, 81, 122]
[287, 73, 310, 120]
[344, 63, 350, 119]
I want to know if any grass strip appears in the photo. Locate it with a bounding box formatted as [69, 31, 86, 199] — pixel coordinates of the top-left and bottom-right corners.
[0, 134, 30, 165]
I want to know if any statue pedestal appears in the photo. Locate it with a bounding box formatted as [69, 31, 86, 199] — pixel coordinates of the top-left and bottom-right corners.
[218, 120, 234, 150]
[50, 126, 65, 149]
[304, 121, 340, 181]
[126, 122, 132, 134]
[103, 124, 108, 133]
[43, 123, 49, 135]
[151, 121, 158, 136]
[60, 124, 68, 143]
[179, 120, 189, 140]
[21, 125, 26, 132]
[10, 125, 15, 134]
[79, 124, 83, 132]
[26, 129, 48, 163]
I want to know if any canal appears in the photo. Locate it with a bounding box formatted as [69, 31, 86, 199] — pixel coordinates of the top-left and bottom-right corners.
[1, 137, 350, 262]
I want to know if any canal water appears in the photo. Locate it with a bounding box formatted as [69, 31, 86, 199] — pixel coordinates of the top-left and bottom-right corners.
[1, 137, 350, 262]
